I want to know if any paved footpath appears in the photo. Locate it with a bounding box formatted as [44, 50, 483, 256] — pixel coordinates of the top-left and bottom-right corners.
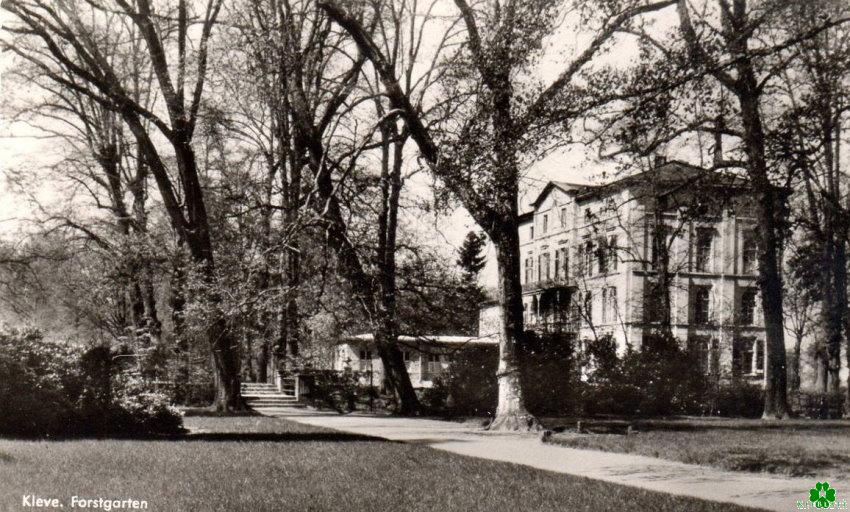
[267, 406, 847, 512]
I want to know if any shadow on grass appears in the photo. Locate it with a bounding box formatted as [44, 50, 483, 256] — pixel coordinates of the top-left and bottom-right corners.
[0, 430, 390, 443]
[177, 431, 389, 443]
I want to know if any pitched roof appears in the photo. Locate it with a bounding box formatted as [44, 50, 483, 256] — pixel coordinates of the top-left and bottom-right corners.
[529, 180, 594, 208]
[575, 160, 725, 201]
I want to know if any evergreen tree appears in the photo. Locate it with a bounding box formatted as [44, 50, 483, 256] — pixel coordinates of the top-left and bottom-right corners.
[457, 231, 487, 284]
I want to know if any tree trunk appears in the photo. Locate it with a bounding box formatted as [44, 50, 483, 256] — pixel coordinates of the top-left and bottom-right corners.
[791, 332, 803, 392]
[487, 227, 541, 431]
[737, 78, 790, 419]
[814, 343, 829, 392]
[652, 197, 673, 334]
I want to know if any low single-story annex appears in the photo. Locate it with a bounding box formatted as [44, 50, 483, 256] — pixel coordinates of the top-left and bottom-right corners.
[333, 333, 498, 389]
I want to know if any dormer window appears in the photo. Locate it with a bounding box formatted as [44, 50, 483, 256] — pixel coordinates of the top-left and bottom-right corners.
[560, 207, 567, 228]
[530, 226, 534, 240]
[542, 214, 548, 234]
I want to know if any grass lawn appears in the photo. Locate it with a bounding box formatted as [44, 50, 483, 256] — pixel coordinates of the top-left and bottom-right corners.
[0, 416, 758, 512]
[545, 418, 850, 481]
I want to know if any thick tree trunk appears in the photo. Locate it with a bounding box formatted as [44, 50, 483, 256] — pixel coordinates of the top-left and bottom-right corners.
[652, 198, 673, 334]
[753, 185, 790, 419]
[824, 242, 844, 393]
[737, 79, 790, 419]
[487, 228, 541, 431]
[791, 333, 802, 392]
[814, 343, 829, 392]
[753, 183, 790, 418]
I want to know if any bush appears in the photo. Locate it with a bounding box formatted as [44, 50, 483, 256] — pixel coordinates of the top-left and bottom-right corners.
[520, 331, 583, 416]
[705, 381, 765, 418]
[581, 332, 710, 418]
[299, 369, 368, 413]
[430, 346, 498, 416]
[794, 391, 845, 419]
[0, 327, 183, 437]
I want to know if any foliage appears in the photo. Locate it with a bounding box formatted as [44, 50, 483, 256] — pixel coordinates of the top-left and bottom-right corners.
[582, 332, 710, 418]
[299, 369, 371, 413]
[429, 347, 499, 417]
[703, 381, 765, 419]
[0, 327, 182, 437]
[456, 231, 487, 282]
[520, 331, 582, 416]
[794, 392, 846, 420]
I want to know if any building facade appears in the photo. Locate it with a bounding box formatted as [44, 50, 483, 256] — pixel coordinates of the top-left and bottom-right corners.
[495, 160, 767, 382]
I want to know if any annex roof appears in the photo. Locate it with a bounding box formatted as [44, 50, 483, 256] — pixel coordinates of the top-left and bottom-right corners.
[340, 333, 499, 347]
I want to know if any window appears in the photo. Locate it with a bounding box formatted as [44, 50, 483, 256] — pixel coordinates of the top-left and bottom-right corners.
[690, 336, 720, 375]
[597, 238, 608, 274]
[739, 288, 757, 325]
[584, 241, 594, 276]
[402, 350, 411, 362]
[554, 247, 568, 280]
[525, 257, 534, 284]
[644, 282, 662, 323]
[602, 287, 617, 323]
[539, 253, 550, 281]
[584, 291, 593, 324]
[576, 246, 584, 276]
[560, 207, 567, 228]
[554, 249, 561, 280]
[542, 214, 548, 234]
[742, 230, 758, 274]
[650, 225, 670, 270]
[735, 337, 764, 375]
[692, 286, 711, 324]
[530, 226, 534, 240]
[358, 349, 373, 371]
[425, 353, 442, 375]
[694, 228, 713, 272]
[608, 236, 618, 271]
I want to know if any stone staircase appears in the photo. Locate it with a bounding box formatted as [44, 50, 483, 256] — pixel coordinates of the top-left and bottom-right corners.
[241, 380, 302, 413]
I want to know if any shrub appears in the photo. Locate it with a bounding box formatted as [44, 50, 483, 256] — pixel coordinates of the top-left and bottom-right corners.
[794, 391, 844, 419]
[520, 331, 583, 416]
[299, 369, 366, 413]
[705, 381, 765, 418]
[430, 346, 498, 416]
[581, 332, 709, 418]
[0, 327, 182, 437]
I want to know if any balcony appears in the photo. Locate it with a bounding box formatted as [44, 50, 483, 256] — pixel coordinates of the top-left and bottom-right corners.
[525, 316, 580, 333]
[522, 275, 576, 293]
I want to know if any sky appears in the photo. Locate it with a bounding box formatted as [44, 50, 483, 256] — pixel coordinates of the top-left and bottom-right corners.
[0, 0, 682, 271]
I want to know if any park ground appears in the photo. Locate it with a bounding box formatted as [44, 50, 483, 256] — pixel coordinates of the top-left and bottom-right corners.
[543, 417, 850, 483]
[0, 415, 757, 512]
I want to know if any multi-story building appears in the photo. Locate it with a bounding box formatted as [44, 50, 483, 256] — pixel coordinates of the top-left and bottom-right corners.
[497, 160, 767, 382]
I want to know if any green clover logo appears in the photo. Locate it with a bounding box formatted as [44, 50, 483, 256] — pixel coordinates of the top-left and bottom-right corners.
[809, 482, 837, 508]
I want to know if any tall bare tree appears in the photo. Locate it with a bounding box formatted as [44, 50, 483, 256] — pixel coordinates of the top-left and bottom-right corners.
[320, 0, 677, 429]
[3, 0, 246, 411]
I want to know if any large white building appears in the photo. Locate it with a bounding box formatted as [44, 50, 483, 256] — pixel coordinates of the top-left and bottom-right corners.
[500, 160, 767, 382]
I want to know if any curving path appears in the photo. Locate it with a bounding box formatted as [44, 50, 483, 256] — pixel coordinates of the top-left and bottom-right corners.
[267, 406, 847, 512]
